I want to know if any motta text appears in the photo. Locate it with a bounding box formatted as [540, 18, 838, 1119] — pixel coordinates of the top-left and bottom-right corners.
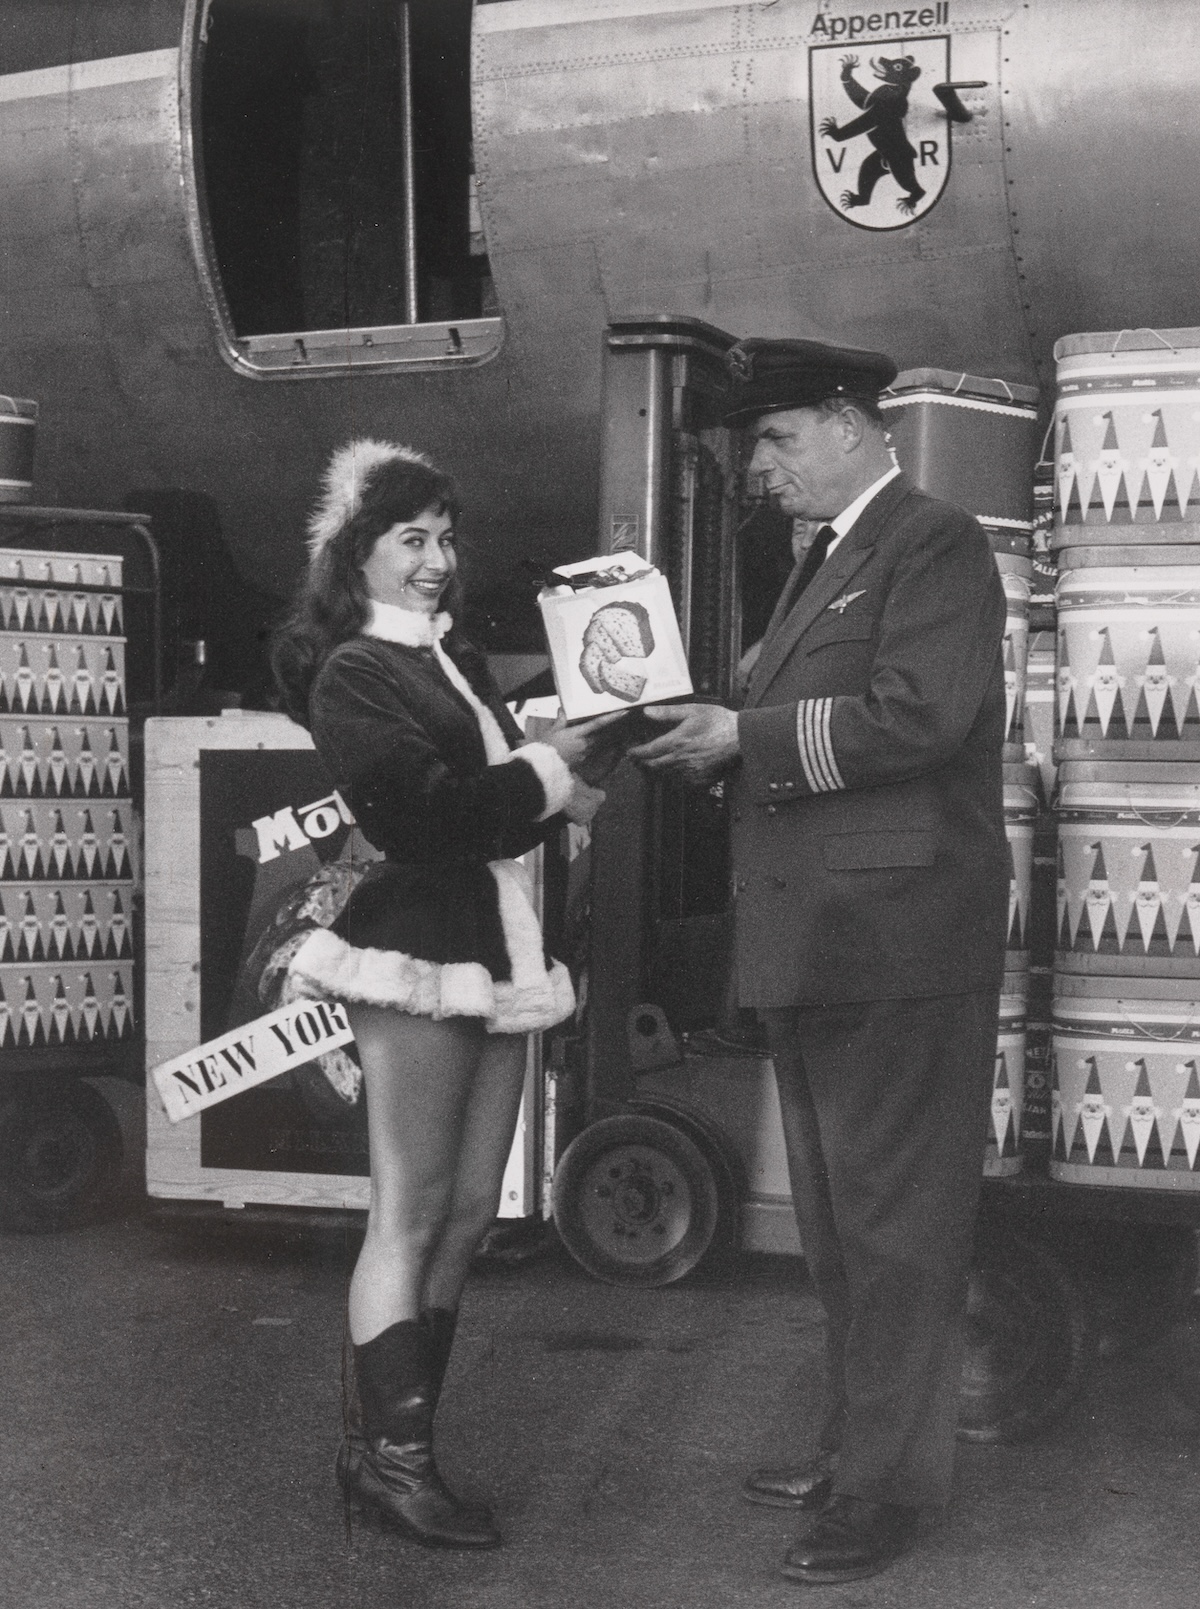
[151, 998, 355, 1122]
[252, 789, 354, 863]
[811, 3, 950, 40]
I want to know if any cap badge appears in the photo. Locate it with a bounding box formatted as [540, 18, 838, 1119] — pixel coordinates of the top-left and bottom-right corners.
[726, 343, 755, 383]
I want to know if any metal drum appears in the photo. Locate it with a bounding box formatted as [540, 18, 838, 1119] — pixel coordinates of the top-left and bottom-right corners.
[986, 984, 1027, 1177]
[1055, 761, 1200, 977]
[1054, 330, 1200, 548]
[1054, 547, 1200, 760]
[0, 397, 37, 504]
[1004, 762, 1038, 972]
[984, 523, 1033, 560]
[880, 368, 1040, 531]
[997, 552, 1032, 760]
[1051, 975, 1200, 1190]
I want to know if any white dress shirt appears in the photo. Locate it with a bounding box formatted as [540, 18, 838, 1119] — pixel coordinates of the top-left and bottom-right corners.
[823, 463, 901, 560]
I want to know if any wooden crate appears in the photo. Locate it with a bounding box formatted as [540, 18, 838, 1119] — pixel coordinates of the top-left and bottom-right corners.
[144, 711, 539, 1215]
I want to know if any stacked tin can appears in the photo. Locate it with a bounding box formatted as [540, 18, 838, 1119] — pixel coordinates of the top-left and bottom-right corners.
[0, 549, 136, 1048]
[881, 370, 1041, 1174]
[1004, 464, 1061, 1164]
[1050, 329, 1200, 1190]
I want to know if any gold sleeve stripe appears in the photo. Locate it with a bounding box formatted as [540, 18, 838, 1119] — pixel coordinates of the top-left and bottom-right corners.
[811, 697, 839, 791]
[816, 696, 845, 790]
[796, 698, 844, 793]
[796, 699, 823, 793]
[806, 699, 836, 791]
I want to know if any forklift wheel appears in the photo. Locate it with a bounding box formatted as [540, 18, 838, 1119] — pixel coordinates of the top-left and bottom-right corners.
[958, 1223, 1092, 1444]
[552, 1113, 721, 1287]
[0, 1081, 124, 1234]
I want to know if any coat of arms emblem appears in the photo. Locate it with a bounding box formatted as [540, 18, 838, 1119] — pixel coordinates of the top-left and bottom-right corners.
[809, 39, 953, 230]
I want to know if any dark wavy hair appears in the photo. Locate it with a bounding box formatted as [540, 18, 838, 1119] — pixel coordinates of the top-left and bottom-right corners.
[271, 452, 463, 726]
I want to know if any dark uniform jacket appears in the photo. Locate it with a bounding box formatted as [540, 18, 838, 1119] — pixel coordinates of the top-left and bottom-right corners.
[308, 635, 561, 977]
[730, 473, 1009, 1008]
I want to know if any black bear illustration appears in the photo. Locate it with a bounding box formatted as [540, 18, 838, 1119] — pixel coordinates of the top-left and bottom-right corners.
[820, 54, 925, 216]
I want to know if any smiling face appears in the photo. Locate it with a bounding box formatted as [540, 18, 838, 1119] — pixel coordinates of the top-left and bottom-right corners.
[360, 505, 457, 614]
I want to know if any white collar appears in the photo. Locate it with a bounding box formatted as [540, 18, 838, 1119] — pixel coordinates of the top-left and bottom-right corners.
[826, 464, 902, 554]
[363, 600, 453, 647]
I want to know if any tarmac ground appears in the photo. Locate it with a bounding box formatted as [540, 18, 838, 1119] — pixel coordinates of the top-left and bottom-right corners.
[3, 1086, 1200, 1609]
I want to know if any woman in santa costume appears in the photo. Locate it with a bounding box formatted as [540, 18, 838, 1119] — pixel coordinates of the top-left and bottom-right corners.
[273, 441, 608, 1549]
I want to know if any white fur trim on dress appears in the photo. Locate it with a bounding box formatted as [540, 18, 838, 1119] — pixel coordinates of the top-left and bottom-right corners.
[364, 601, 452, 648]
[431, 641, 513, 765]
[431, 638, 575, 820]
[287, 917, 576, 1035]
[290, 608, 579, 1029]
[513, 741, 574, 819]
[308, 440, 434, 558]
[364, 605, 573, 820]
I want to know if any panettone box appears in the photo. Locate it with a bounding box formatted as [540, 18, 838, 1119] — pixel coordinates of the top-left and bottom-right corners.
[537, 554, 692, 720]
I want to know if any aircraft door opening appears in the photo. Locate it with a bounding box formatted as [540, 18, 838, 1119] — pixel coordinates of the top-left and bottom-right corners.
[185, 0, 503, 375]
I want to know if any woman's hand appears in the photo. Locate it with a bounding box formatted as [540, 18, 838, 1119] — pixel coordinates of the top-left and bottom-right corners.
[535, 710, 629, 773]
[563, 776, 606, 825]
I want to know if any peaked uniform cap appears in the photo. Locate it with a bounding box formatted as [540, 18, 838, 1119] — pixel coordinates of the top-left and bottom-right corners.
[307, 439, 438, 558]
[721, 337, 898, 426]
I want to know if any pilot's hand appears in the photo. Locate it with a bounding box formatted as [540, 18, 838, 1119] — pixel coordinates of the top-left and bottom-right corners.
[627, 704, 740, 785]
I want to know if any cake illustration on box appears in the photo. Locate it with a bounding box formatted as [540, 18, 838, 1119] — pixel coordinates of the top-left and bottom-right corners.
[537, 553, 692, 718]
[579, 600, 655, 702]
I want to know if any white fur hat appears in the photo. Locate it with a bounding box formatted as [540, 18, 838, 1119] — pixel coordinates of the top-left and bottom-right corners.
[306, 439, 435, 559]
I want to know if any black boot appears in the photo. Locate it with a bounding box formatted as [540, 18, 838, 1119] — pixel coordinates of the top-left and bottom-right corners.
[344, 1320, 500, 1549]
[423, 1306, 460, 1403]
[337, 1309, 493, 1522]
[419, 1308, 496, 1524]
[336, 1321, 366, 1495]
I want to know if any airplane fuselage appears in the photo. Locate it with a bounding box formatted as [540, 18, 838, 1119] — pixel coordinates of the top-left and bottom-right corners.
[0, 0, 1196, 625]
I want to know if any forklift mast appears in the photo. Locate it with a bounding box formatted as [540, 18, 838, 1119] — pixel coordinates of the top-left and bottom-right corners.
[586, 316, 744, 1117]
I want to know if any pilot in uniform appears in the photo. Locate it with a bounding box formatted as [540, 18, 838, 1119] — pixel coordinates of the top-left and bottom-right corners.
[629, 337, 1008, 1584]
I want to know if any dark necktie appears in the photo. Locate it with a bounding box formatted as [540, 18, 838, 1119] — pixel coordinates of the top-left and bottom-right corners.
[790, 522, 837, 603]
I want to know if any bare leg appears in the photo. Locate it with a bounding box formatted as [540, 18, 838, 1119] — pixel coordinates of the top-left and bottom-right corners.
[422, 1032, 528, 1312]
[345, 1005, 484, 1345]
